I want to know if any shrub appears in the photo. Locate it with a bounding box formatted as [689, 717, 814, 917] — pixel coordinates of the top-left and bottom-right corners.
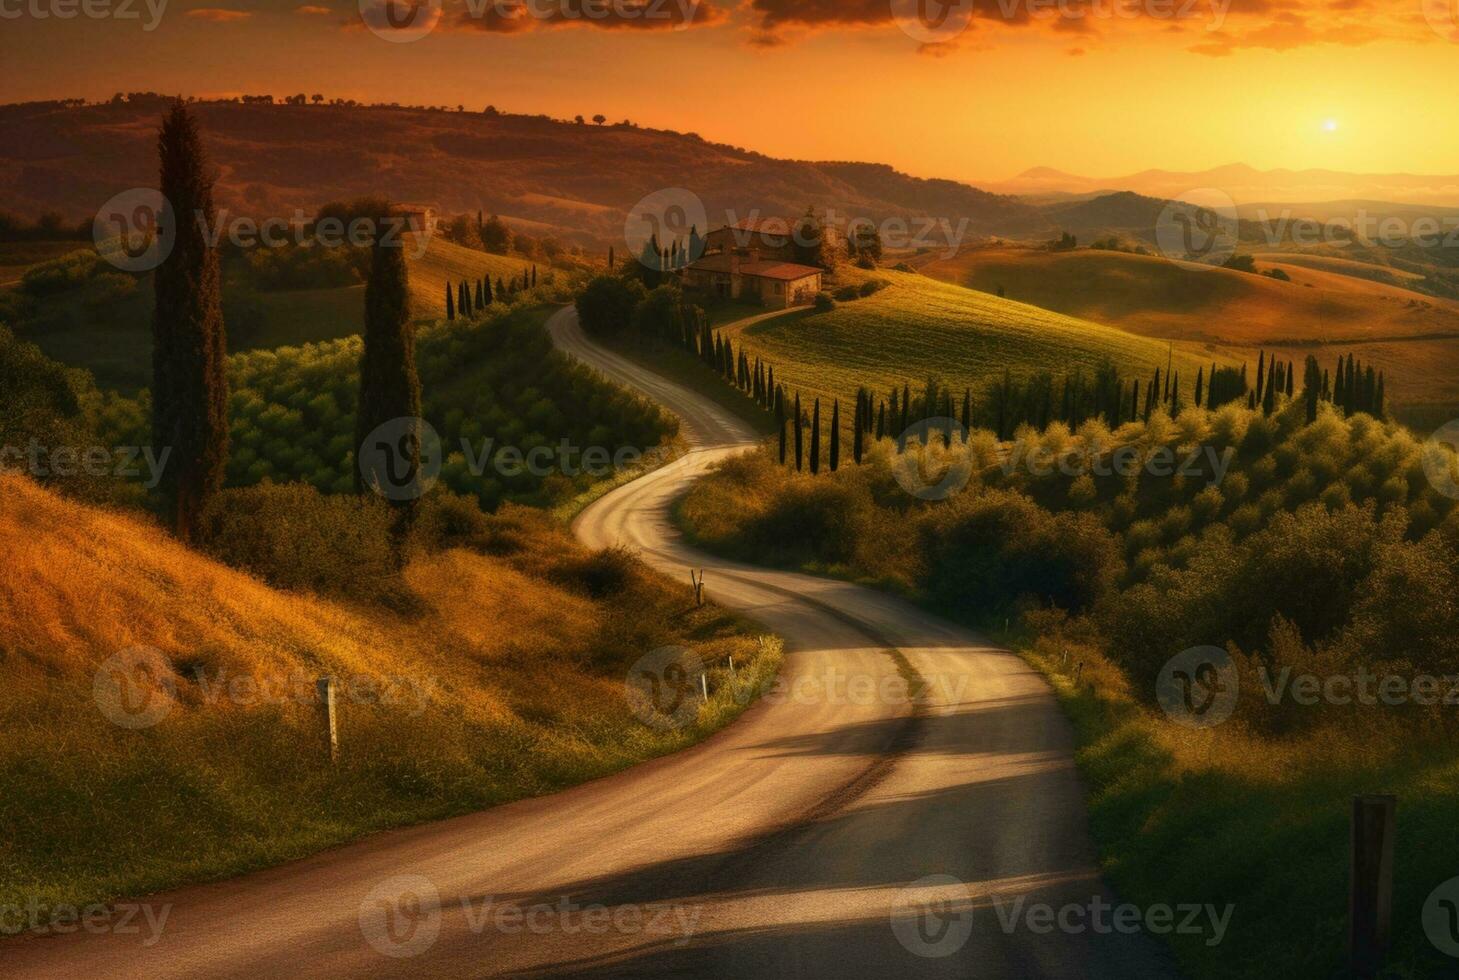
[812, 292, 836, 313]
[197, 483, 407, 607]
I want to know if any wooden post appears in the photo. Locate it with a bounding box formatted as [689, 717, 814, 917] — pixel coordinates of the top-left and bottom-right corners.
[728, 656, 736, 677]
[1350, 795, 1396, 977]
[316, 676, 339, 763]
[700, 673, 709, 704]
[690, 570, 705, 607]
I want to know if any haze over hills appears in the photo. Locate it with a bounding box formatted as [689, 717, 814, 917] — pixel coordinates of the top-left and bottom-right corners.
[984, 163, 1459, 207]
[0, 99, 1046, 246]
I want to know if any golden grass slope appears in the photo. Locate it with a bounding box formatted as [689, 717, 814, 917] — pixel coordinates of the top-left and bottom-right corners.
[405, 234, 538, 319]
[720, 269, 1218, 410]
[921, 246, 1459, 346]
[0, 473, 778, 914]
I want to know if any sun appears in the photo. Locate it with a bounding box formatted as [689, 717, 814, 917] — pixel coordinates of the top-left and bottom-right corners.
[1323, 119, 1340, 133]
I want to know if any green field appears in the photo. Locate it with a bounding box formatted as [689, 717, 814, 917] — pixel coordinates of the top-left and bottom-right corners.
[4, 237, 548, 392]
[719, 268, 1222, 409]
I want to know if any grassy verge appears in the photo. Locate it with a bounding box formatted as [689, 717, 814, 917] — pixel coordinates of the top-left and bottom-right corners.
[1019, 634, 1459, 980]
[601, 334, 779, 438]
[0, 474, 782, 923]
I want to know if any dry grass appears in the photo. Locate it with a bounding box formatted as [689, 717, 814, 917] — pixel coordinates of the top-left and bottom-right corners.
[0, 473, 780, 913]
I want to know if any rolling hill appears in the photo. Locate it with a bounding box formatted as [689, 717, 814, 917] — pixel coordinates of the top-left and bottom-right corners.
[717, 268, 1218, 412]
[920, 246, 1459, 421]
[0, 99, 1044, 247]
[0, 469, 775, 916]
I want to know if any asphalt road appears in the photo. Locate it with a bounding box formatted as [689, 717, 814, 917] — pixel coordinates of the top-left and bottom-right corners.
[4, 307, 1178, 979]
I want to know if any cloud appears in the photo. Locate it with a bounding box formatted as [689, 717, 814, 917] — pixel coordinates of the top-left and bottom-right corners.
[454, 0, 728, 33]
[187, 7, 253, 21]
[296, 4, 332, 13]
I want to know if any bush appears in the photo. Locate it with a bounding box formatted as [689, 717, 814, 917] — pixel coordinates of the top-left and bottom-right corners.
[859, 279, 889, 297]
[576, 275, 646, 338]
[812, 292, 836, 313]
[197, 483, 408, 607]
[834, 285, 859, 302]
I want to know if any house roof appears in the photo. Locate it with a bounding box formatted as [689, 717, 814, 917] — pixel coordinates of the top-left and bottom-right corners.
[686, 253, 823, 282]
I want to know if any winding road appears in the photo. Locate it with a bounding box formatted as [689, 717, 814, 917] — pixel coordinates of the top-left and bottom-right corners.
[6, 307, 1177, 979]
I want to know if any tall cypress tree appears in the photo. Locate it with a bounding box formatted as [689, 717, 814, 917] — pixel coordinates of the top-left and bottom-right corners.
[853, 392, 864, 465]
[475, 278, 485, 308]
[445, 280, 455, 321]
[355, 217, 422, 518]
[483, 276, 493, 305]
[152, 101, 229, 543]
[1194, 367, 1204, 407]
[778, 418, 788, 466]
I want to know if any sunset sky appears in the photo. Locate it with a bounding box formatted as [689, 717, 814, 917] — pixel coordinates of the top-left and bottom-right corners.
[7, 0, 1459, 182]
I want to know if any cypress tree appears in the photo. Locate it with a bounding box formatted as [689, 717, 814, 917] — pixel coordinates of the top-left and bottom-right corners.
[459, 280, 471, 318]
[853, 392, 864, 465]
[1256, 351, 1266, 402]
[778, 418, 788, 466]
[794, 393, 804, 472]
[152, 101, 229, 543]
[961, 389, 971, 438]
[1375, 372, 1386, 419]
[876, 402, 885, 441]
[608, 246, 615, 270]
[829, 400, 840, 472]
[496, 276, 506, 298]
[483, 276, 493, 305]
[1285, 365, 1294, 398]
[810, 399, 821, 475]
[445, 280, 455, 321]
[475, 278, 485, 308]
[355, 216, 422, 520]
[1194, 367, 1204, 407]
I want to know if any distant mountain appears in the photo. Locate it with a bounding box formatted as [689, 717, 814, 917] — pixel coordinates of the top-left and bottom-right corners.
[0, 99, 1045, 246]
[985, 163, 1459, 207]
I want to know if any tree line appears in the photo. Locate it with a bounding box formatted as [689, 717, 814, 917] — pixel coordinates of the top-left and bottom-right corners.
[443, 265, 537, 320]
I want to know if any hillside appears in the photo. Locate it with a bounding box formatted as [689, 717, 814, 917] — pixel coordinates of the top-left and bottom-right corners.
[0, 471, 778, 915]
[718, 269, 1217, 412]
[0, 99, 1044, 246]
[919, 246, 1459, 419]
[4, 234, 538, 392]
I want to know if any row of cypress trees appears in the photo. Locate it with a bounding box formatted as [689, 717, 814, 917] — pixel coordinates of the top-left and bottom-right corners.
[443, 266, 538, 320]
[149, 101, 422, 542]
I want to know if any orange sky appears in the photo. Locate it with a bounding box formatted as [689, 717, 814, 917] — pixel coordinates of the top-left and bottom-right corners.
[6, 0, 1459, 181]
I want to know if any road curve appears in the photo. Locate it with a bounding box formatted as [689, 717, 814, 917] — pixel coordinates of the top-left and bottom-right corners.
[5, 308, 1177, 980]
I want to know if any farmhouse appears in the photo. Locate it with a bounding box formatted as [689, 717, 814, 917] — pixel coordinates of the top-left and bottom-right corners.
[684, 219, 823, 309]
